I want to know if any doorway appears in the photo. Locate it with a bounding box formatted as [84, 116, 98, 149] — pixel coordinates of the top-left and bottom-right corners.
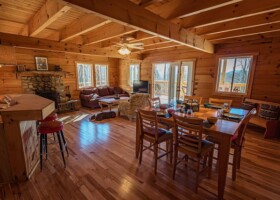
[153, 61, 194, 104]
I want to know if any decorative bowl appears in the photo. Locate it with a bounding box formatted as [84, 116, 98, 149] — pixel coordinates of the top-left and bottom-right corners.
[207, 116, 218, 124]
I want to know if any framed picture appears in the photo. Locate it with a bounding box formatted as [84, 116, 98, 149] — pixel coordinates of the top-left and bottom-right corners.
[35, 56, 48, 70]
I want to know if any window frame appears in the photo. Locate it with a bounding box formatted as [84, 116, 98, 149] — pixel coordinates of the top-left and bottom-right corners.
[129, 63, 140, 86]
[76, 62, 94, 89]
[95, 64, 108, 87]
[214, 53, 257, 97]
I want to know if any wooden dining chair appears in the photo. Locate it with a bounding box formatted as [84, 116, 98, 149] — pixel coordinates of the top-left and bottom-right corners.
[184, 96, 203, 105]
[148, 97, 161, 108]
[138, 109, 173, 174]
[209, 98, 233, 107]
[172, 115, 214, 192]
[230, 108, 257, 180]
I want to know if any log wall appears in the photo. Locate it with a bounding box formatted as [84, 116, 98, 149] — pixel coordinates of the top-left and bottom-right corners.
[119, 37, 280, 105]
[0, 48, 119, 99]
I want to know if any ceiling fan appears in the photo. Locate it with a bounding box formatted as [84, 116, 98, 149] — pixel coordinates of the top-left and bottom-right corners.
[116, 36, 144, 55]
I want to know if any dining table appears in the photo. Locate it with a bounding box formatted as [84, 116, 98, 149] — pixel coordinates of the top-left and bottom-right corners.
[135, 106, 249, 200]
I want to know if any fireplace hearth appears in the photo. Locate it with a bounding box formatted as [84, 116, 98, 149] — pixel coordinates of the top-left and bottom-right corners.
[36, 90, 60, 108]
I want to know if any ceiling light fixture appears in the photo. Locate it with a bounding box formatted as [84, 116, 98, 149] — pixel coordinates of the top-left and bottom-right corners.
[118, 47, 131, 55]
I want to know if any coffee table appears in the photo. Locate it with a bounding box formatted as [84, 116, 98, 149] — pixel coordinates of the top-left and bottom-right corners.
[98, 97, 129, 112]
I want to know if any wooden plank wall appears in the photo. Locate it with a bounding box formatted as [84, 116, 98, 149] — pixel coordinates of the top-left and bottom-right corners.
[119, 37, 280, 105]
[0, 48, 119, 99]
[216, 37, 280, 103]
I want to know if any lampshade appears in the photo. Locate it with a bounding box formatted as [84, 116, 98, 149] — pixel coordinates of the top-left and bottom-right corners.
[118, 47, 131, 55]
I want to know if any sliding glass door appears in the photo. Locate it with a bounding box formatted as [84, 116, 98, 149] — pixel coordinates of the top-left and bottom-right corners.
[153, 63, 170, 104]
[179, 61, 194, 99]
[153, 61, 194, 104]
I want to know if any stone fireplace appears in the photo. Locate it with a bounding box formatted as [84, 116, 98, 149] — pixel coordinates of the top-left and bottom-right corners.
[21, 75, 65, 94]
[20, 74, 66, 107]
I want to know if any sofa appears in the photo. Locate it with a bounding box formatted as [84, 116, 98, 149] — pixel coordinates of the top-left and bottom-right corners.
[80, 86, 129, 109]
[241, 98, 280, 138]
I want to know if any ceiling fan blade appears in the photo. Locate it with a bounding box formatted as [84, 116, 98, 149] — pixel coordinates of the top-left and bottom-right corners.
[127, 44, 143, 48]
[130, 46, 144, 50]
[114, 43, 126, 47]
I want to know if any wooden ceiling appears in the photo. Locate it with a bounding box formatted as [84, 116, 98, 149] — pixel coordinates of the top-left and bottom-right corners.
[0, 0, 280, 59]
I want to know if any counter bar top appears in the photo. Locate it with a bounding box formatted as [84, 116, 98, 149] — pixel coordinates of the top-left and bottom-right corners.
[0, 94, 55, 122]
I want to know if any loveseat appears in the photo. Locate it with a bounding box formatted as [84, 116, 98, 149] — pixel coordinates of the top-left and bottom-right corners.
[241, 98, 280, 138]
[80, 86, 129, 109]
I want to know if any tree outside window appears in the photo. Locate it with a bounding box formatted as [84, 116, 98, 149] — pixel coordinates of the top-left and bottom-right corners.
[95, 64, 108, 87]
[216, 56, 252, 94]
[77, 63, 93, 89]
[129, 64, 140, 86]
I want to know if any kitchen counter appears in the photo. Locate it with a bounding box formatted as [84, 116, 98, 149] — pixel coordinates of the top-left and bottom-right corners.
[0, 94, 55, 183]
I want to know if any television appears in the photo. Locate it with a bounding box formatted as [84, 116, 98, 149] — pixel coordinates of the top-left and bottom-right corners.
[133, 80, 149, 93]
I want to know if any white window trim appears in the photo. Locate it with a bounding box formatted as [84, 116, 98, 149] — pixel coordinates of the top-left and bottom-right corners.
[129, 64, 140, 86]
[76, 62, 93, 89]
[95, 64, 108, 87]
[214, 53, 258, 97]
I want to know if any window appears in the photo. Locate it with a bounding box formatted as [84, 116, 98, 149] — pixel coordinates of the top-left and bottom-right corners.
[76, 63, 93, 89]
[129, 64, 140, 86]
[216, 56, 253, 94]
[95, 64, 108, 87]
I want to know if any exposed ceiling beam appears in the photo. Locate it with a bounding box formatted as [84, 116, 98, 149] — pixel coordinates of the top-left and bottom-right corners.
[0, 32, 141, 60]
[192, 10, 280, 35]
[135, 42, 181, 52]
[211, 31, 280, 44]
[142, 37, 170, 46]
[60, 0, 214, 54]
[132, 32, 157, 42]
[29, 0, 71, 37]
[180, 0, 280, 28]
[208, 23, 280, 41]
[138, 0, 163, 7]
[0, 18, 61, 41]
[60, 14, 111, 42]
[162, 0, 242, 20]
[83, 23, 137, 45]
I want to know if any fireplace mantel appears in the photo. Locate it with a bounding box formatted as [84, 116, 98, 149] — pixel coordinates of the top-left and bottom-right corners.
[16, 70, 69, 78]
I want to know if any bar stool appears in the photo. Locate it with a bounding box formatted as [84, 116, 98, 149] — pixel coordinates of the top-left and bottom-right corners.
[38, 112, 58, 122]
[38, 120, 69, 169]
[37, 112, 58, 140]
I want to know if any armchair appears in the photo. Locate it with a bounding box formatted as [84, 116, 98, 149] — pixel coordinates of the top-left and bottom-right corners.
[118, 93, 149, 120]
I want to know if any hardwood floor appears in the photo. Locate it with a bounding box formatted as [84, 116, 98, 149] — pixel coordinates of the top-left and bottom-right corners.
[1, 108, 280, 200]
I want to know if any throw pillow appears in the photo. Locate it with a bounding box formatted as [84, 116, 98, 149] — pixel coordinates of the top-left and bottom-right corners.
[240, 101, 258, 110]
[99, 87, 110, 96]
[92, 94, 99, 99]
[258, 104, 280, 120]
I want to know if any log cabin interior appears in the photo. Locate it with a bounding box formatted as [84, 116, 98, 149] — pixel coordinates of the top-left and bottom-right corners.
[0, 0, 280, 199]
